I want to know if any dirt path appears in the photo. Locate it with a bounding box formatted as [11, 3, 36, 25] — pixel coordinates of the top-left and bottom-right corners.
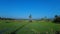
[10, 22, 31, 34]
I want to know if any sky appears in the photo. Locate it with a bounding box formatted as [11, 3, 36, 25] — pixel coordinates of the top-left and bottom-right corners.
[0, 0, 60, 19]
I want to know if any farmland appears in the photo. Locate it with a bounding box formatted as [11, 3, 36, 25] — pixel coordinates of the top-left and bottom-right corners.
[0, 20, 60, 34]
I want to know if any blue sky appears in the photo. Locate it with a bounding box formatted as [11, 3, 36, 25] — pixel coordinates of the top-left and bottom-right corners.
[0, 0, 60, 19]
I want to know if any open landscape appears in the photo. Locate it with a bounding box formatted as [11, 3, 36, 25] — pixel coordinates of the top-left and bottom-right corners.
[0, 0, 60, 34]
[0, 19, 60, 34]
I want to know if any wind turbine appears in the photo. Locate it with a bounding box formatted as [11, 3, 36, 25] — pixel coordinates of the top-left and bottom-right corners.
[29, 14, 32, 22]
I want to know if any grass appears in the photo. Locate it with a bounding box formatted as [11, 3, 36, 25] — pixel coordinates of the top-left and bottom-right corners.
[0, 20, 60, 34]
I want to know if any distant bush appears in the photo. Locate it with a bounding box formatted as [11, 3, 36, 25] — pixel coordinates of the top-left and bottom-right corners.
[5, 21, 10, 23]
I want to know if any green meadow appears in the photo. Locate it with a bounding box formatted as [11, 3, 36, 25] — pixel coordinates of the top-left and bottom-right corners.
[0, 20, 60, 34]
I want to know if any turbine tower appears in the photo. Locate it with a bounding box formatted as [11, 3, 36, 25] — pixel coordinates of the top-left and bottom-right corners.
[29, 14, 32, 22]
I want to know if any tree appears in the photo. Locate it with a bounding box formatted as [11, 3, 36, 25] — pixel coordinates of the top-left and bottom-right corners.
[53, 15, 60, 23]
[55, 15, 58, 18]
[0, 17, 1, 19]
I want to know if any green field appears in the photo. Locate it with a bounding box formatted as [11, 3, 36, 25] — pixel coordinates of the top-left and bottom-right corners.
[0, 20, 60, 34]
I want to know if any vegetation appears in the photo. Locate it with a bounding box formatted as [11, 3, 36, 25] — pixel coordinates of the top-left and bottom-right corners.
[0, 17, 15, 20]
[53, 15, 60, 23]
[0, 20, 60, 34]
[0, 15, 60, 34]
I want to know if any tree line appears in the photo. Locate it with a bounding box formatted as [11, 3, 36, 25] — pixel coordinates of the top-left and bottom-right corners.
[0, 15, 60, 23]
[0, 17, 15, 20]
